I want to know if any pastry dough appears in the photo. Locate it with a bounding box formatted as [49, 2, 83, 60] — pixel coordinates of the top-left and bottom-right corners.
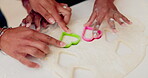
[41, 17, 147, 78]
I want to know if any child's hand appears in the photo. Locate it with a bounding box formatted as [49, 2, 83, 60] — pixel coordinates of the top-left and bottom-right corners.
[20, 10, 49, 31]
[85, 0, 132, 32]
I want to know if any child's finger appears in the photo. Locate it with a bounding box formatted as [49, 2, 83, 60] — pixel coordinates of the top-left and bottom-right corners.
[20, 12, 34, 27]
[20, 19, 26, 26]
[41, 19, 49, 29]
[34, 13, 42, 31]
[26, 12, 34, 27]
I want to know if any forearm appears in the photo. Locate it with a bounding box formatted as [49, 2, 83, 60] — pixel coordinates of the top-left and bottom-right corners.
[0, 28, 9, 49]
[0, 28, 2, 49]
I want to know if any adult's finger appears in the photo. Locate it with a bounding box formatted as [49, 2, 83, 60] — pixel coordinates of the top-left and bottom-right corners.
[60, 3, 72, 11]
[33, 32, 66, 47]
[84, 11, 96, 26]
[120, 14, 132, 24]
[26, 38, 50, 54]
[107, 18, 117, 33]
[58, 6, 71, 24]
[95, 9, 107, 26]
[43, 4, 69, 32]
[51, 9, 69, 32]
[17, 55, 39, 68]
[37, 5, 55, 24]
[38, 1, 69, 32]
[22, 46, 46, 58]
[113, 13, 125, 25]
[22, 0, 32, 13]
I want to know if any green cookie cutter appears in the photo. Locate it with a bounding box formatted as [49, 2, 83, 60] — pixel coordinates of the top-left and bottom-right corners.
[60, 32, 81, 48]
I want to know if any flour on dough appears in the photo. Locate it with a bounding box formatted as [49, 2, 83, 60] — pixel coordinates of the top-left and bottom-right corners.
[41, 17, 147, 78]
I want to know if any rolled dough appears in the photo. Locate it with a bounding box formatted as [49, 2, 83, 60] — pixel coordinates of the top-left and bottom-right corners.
[41, 17, 147, 78]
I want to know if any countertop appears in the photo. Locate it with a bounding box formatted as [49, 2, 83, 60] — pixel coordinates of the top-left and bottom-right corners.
[0, 0, 148, 78]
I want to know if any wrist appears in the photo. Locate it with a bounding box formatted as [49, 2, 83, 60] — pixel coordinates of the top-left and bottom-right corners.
[0, 28, 11, 37]
[0, 27, 11, 49]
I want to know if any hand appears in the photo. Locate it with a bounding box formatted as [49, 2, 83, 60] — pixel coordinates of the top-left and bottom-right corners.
[20, 10, 49, 31]
[23, 0, 72, 32]
[85, 0, 132, 32]
[0, 27, 66, 68]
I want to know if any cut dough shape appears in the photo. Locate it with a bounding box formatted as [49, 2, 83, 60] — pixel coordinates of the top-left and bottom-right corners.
[58, 52, 78, 67]
[73, 67, 95, 78]
[116, 42, 132, 56]
[105, 31, 118, 42]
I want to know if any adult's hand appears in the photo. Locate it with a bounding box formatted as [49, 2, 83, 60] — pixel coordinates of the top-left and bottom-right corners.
[85, 0, 132, 32]
[0, 27, 66, 68]
[24, 0, 72, 32]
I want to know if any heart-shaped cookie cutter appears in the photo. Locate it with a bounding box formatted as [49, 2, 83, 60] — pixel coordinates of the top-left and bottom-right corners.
[82, 26, 102, 42]
[60, 32, 81, 48]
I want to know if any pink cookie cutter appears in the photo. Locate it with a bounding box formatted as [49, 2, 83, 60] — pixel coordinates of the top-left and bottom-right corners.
[82, 26, 102, 42]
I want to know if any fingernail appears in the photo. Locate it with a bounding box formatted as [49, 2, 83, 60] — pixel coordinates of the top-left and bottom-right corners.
[84, 22, 92, 27]
[67, 29, 72, 34]
[129, 22, 132, 24]
[113, 29, 118, 33]
[121, 23, 126, 26]
[60, 42, 66, 47]
[84, 23, 88, 27]
[36, 27, 41, 31]
[63, 5, 67, 8]
[21, 23, 25, 26]
[26, 23, 31, 27]
[113, 30, 118, 33]
[48, 18, 55, 24]
[64, 26, 72, 33]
